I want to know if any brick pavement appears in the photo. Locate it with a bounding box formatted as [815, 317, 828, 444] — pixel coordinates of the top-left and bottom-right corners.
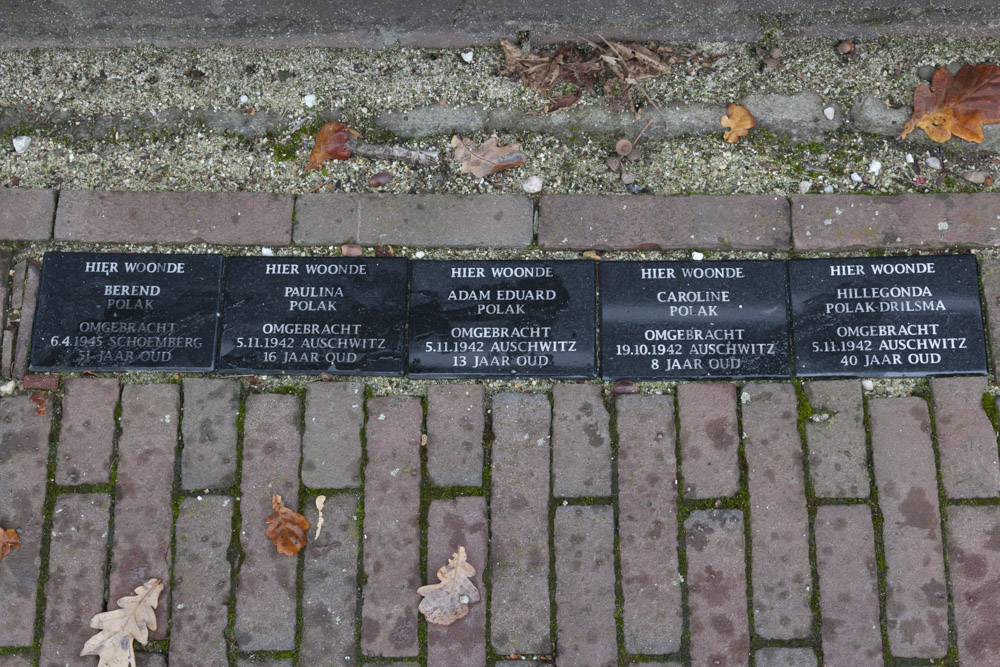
[3, 370, 1000, 664]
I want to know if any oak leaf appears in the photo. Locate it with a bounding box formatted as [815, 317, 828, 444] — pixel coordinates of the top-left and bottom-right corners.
[901, 64, 1000, 143]
[80, 578, 163, 667]
[721, 104, 755, 143]
[0, 527, 19, 563]
[265, 493, 310, 556]
[305, 122, 359, 170]
[417, 546, 480, 626]
[450, 136, 527, 178]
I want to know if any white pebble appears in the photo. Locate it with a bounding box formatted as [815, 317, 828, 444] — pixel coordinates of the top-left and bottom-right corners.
[938, 221, 949, 230]
[461, 51, 474, 63]
[926, 156, 942, 170]
[414, 250, 426, 259]
[302, 94, 317, 108]
[823, 185, 835, 193]
[12, 136, 30, 153]
[861, 379, 875, 391]
[691, 251, 705, 261]
[0, 380, 15, 395]
[850, 172, 863, 183]
[905, 153, 914, 164]
[869, 160, 882, 175]
[798, 180, 812, 195]
[239, 94, 249, 104]
[740, 391, 751, 404]
[521, 175, 543, 193]
[261, 247, 274, 256]
[823, 107, 835, 120]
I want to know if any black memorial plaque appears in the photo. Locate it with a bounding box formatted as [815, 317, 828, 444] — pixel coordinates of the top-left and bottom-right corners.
[408, 260, 596, 378]
[30, 252, 222, 371]
[600, 261, 791, 380]
[217, 256, 407, 374]
[789, 255, 987, 377]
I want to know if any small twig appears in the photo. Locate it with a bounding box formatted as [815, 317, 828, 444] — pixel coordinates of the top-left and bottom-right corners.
[631, 118, 654, 148]
[347, 140, 440, 167]
[776, 61, 806, 82]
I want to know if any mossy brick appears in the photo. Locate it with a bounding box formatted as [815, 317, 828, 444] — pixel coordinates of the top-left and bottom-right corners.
[803, 380, 870, 498]
[426, 384, 484, 487]
[0, 395, 52, 645]
[12, 262, 39, 379]
[301, 381, 364, 489]
[755, 648, 818, 667]
[56, 377, 119, 485]
[869, 397, 948, 659]
[489, 393, 551, 655]
[54, 190, 293, 244]
[930, 376, 1000, 498]
[627, 663, 682, 667]
[946, 506, 1000, 665]
[0, 656, 33, 666]
[684, 510, 750, 667]
[616, 394, 682, 654]
[979, 257, 1000, 375]
[180, 378, 239, 490]
[40, 493, 112, 666]
[678, 382, 740, 499]
[0, 326, 14, 379]
[815, 505, 884, 667]
[169, 496, 233, 667]
[742, 383, 812, 639]
[9, 259, 26, 312]
[301, 494, 359, 666]
[236, 393, 301, 651]
[0, 188, 54, 240]
[109, 384, 178, 640]
[426, 497, 488, 667]
[294, 193, 533, 247]
[555, 505, 617, 667]
[552, 384, 611, 497]
[237, 660, 292, 667]
[538, 194, 790, 251]
[361, 396, 422, 658]
[791, 193, 1000, 250]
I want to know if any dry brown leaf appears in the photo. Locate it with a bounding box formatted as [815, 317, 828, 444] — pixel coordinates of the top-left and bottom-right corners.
[417, 546, 481, 625]
[80, 578, 163, 667]
[0, 527, 19, 563]
[721, 104, 756, 143]
[29, 392, 46, 416]
[500, 39, 601, 95]
[265, 493, 310, 556]
[306, 122, 359, 170]
[544, 91, 582, 114]
[450, 136, 527, 178]
[901, 64, 1000, 143]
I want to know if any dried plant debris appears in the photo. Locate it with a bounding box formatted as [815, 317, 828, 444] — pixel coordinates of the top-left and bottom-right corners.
[417, 546, 481, 626]
[450, 135, 528, 178]
[81, 579, 163, 667]
[901, 64, 1000, 143]
[265, 493, 310, 556]
[721, 103, 756, 143]
[0, 527, 19, 563]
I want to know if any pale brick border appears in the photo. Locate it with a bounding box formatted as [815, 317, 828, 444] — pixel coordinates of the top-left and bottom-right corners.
[0, 188, 55, 241]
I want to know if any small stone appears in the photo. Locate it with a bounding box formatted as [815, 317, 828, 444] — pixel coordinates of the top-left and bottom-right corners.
[620, 170, 636, 185]
[521, 175, 543, 193]
[260, 247, 274, 256]
[824, 107, 836, 120]
[905, 153, 914, 164]
[926, 156, 942, 170]
[606, 156, 621, 172]
[582, 250, 601, 261]
[850, 172, 863, 183]
[369, 171, 392, 188]
[798, 180, 812, 195]
[0, 380, 15, 395]
[414, 251, 426, 259]
[823, 185, 835, 193]
[938, 221, 949, 230]
[12, 136, 30, 153]
[341, 244, 363, 257]
[239, 94, 249, 104]
[302, 94, 318, 107]
[862, 379, 875, 391]
[836, 40, 854, 54]
[741, 391, 751, 404]
[691, 251, 705, 261]
[612, 380, 637, 395]
[869, 160, 882, 175]
[461, 51, 474, 63]
[962, 170, 989, 185]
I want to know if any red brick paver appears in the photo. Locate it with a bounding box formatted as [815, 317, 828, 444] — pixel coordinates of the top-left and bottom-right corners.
[236, 393, 301, 651]
[742, 383, 812, 639]
[792, 193, 1000, 250]
[947, 506, 1000, 666]
[294, 193, 533, 247]
[490, 393, 552, 655]
[302, 493, 360, 666]
[755, 647, 817, 667]
[552, 384, 612, 497]
[555, 505, 618, 667]
[55, 190, 293, 244]
[815, 505, 884, 667]
[804, 380, 870, 498]
[617, 394, 682, 654]
[427, 384, 485, 487]
[170, 496, 233, 667]
[39, 493, 111, 666]
[426, 497, 488, 667]
[22, 374, 58, 391]
[361, 396, 422, 658]
[538, 194, 791, 250]
[930, 376, 1000, 498]
[56, 377, 119, 485]
[0, 188, 55, 240]
[302, 381, 364, 489]
[685, 509, 750, 667]
[678, 382, 740, 499]
[181, 378, 240, 490]
[870, 397, 949, 659]
[0, 250, 11, 328]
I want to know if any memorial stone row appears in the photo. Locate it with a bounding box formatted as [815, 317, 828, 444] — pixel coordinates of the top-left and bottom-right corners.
[29, 252, 988, 379]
